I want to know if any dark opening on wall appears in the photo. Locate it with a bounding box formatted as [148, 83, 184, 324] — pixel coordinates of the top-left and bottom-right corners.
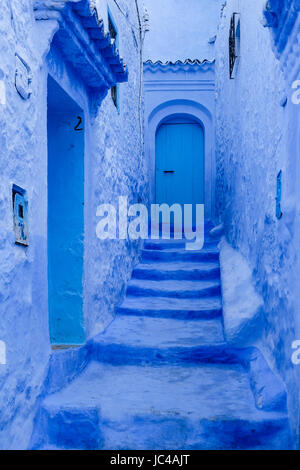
[109, 14, 117, 44]
[229, 12, 241, 79]
[276, 170, 283, 220]
[108, 9, 119, 110]
[12, 184, 29, 246]
[111, 85, 118, 108]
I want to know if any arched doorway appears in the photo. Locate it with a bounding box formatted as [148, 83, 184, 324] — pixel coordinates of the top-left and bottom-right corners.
[155, 115, 205, 211]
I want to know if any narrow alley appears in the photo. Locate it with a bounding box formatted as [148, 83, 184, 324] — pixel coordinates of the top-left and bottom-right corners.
[0, 0, 300, 452]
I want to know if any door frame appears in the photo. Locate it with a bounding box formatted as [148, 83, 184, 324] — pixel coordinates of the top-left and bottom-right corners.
[155, 115, 205, 207]
[146, 101, 215, 220]
[46, 71, 87, 346]
[47, 73, 86, 348]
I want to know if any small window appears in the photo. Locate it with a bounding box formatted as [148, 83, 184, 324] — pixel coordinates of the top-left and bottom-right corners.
[108, 10, 118, 46]
[111, 85, 119, 111]
[108, 9, 119, 110]
[12, 184, 29, 246]
[229, 13, 241, 79]
[276, 170, 283, 220]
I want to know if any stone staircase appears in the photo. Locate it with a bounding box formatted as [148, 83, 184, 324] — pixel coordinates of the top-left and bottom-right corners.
[30, 225, 292, 450]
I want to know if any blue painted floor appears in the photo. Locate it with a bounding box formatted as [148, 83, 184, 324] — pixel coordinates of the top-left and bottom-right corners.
[31, 226, 292, 450]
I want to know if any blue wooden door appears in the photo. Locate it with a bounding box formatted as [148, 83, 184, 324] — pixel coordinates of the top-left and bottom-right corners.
[156, 120, 204, 208]
[47, 76, 85, 346]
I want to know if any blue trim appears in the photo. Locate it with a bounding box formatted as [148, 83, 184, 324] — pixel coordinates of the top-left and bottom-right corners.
[12, 183, 26, 197]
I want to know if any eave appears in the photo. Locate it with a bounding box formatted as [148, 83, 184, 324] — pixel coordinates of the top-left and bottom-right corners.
[33, 0, 128, 93]
[143, 59, 215, 74]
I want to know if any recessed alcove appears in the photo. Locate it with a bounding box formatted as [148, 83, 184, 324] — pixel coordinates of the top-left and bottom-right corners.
[47, 75, 85, 345]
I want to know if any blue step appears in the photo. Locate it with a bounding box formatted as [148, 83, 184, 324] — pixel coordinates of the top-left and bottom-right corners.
[141, 248, 219, 262]
[30, 222, 292, 450]
[89, 315, 227, 366]
[144, 238, 219, 251]
[117, 296, 222, 319]
[132, 261, 220, 281]
[126, 279, 221, 298]
[32, 361, 292, 450]
[89, 315, 261, 367]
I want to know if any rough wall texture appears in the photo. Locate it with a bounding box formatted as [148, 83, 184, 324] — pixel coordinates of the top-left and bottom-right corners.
[0, 0, 50, 450]
[0, 0, 146, 449]
[215, 0, 299, 439]
[85, 0, 148, 338]
[143, 0, 223, 62]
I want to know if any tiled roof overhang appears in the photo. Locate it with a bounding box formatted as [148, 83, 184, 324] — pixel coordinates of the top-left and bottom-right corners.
[143, 59, 215, 74]
[34, 0, 128, 91]
[264, 0, 300, 55]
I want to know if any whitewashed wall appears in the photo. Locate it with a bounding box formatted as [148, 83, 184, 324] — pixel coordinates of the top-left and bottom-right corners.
[214, 0, 299, 439]
[0, 0, 146, 449]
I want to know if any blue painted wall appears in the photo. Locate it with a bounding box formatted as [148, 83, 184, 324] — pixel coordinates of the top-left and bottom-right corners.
[1, 0, 299, 450]
[214, 0, 300, 442]
[0, 0, 147, 449]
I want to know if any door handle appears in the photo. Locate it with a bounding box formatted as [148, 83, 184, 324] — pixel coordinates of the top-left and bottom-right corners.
[163, 170, 175, 173]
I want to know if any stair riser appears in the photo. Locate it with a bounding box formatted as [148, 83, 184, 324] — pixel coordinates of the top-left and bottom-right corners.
[30, 214, 293, 452]
[132, 268, 221, 281]
[35, 408, 292, 450]
[126, 285, 221, 298]
[144, 240, 219, 251]
[31, 407, 103, 450]
[141, 250, 219, 262]
[100, 417, 291, 450]
[117, 306, 222, 320]
[91, 344, 246, 367]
